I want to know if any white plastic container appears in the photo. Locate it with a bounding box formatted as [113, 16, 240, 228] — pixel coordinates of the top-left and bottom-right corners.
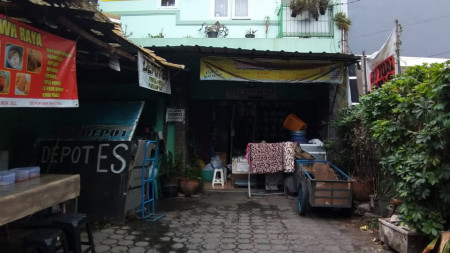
[0, 170, 15, 185]
[19, 166, 40, 179]
[300, 142, 327, 161]
[13, 168, 29, 182]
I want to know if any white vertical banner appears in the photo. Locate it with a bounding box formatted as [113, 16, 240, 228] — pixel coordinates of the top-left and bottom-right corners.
[137, 51, 171, 94]
[365, 28, 399, 91]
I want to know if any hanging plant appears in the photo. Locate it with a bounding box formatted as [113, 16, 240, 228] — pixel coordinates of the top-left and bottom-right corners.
[289, 0, 307, 17]
[306, 0, 319, 21]
[333, 12, 351, 31]
[318, 0, 330, 15]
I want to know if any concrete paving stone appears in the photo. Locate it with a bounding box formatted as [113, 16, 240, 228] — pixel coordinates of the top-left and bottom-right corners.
[220, 243, 236, 250]
[253, 238, 269, 244]
[121, 226, 131, 230]
[171, 242, 184, 249]
[205, 233, 222, 238]
[134, 241, 149, 247]
[253, 229, 266, 234]
[129, 247, 146, 253]
[203, 242, 220, 250]
[163, 232, 175, 237]
[102, 239, 118, 245]
[188, 237, 204, 243]
[191, 233, 206, 238]
[270, 239, 285, 245]
[252, 233, 268, 239]
[173, 237, 188, 243]
[118, 240, 134, 246]
[237, 238, 251, 244]
[254, 244, 271, 251]
[100, 228, 115, 234]
[201, 250, 217, 253]
[110, 246, 128, 253]
[125, 235, 137, 240]
[110, 234, 125, 239]
[237, 243, 253, 250]
[115, 229, 128, 235]
[305, 245, 325, 252]
[221, 238, 236, 244]
[218, 249, 235, 253]
[159, 236, 171, 242]
[267, 233, 282, 239]
[237, 233, 251, 239]
[272, 244, 289, 251]
[222, 232, 236, 238]
[236, 250, 253, 253]
[94, 245, 111, 253]
[186, 250, 200, 253]
[238, 229, 251, 234]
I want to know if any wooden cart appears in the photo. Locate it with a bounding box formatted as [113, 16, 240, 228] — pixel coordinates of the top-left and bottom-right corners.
[295, 160, 353, 216]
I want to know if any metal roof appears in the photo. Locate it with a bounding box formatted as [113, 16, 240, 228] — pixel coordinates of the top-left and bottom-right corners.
[148, 45, 360, 63]
[1, 0, 184, 70]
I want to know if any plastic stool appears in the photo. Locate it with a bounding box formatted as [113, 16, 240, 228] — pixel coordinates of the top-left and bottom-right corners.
[52, 213, 95, 253]
[23, 228, 69, 253]
[212, 167, 225, 186]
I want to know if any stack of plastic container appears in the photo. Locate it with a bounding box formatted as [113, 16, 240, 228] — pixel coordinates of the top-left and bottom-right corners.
[283, 114, 308, 144]
[0, 166, 40, 185]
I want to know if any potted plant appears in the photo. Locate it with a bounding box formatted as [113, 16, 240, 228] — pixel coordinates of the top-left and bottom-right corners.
[158, 151, 182, 197]
[306, 0, 319, 21]
[318, 0, 329, 15]
[290, 0, 306, 17]
[198, 21, 229, 38]
[245, 28, 257, 38]
[179, 162, 202, 197]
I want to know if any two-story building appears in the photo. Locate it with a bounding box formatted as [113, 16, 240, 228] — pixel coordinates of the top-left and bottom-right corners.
[99, 0, 359, 169]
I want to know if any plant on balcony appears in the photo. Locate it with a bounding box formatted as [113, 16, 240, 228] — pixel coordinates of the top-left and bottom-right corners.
[333, 12, 351, 31]
[306, 0, 319, 21]
[289, 0, 306, 17]
[198, 21, 229, 38]
[318, 0, 330, 15]
[245, 28, 257, 38]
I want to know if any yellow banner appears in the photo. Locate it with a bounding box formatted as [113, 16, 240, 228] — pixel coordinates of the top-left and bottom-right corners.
[200, 57, 344, 84]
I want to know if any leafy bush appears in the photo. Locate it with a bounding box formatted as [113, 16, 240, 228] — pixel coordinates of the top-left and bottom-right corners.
[360, 62, 450, 237]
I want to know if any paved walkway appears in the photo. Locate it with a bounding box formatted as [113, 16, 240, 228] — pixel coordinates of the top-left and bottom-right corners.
[91, 191, 392, 253]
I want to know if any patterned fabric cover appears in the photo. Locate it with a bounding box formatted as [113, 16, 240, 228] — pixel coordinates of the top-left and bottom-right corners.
[246, 142, 296, 174]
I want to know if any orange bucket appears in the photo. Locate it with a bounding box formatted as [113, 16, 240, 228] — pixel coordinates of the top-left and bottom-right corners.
[283, 114, 307, 131]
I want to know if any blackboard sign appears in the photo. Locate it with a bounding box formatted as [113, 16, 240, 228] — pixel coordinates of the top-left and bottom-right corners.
[38, 140, 131, 222]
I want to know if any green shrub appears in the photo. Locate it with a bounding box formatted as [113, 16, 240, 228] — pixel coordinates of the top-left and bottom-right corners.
[360, 62, 450, 237]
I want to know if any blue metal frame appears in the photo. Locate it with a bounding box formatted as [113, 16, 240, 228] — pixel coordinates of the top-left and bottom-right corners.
[139, 140, 164, 221]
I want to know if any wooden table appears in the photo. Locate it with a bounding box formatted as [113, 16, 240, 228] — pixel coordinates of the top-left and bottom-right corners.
[0, 174, 80, 226]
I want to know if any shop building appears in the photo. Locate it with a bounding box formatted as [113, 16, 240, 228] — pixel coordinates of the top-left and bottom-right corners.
[99, 0, 359, 171]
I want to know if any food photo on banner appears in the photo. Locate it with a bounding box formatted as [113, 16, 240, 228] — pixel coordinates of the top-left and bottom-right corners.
[0, 14, 78, 107]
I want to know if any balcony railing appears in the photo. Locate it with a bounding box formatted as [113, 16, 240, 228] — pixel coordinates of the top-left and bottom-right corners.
[278, 4, 334, 38]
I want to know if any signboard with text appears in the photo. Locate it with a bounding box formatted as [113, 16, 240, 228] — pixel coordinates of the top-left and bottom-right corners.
[39, 140, 131, 221]
[200, 57, 344, 84]
[0, 14, 78, 107]
[138, 51, 171, 94]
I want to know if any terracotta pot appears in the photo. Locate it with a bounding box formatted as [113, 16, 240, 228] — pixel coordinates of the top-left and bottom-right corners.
[352, 177, 374, 202]
[179, 179, 200, 197]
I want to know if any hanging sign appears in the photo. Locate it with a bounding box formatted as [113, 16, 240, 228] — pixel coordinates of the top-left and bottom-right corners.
[138, 51, 171, 94]
[365, 28, 398, 91]
[200, 57, 344, 84]
[166, 108, 185, 123]
[0, 14, 78, 107]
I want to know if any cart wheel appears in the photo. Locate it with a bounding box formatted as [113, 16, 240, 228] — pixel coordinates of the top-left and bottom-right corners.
[298, 182, 309, 216]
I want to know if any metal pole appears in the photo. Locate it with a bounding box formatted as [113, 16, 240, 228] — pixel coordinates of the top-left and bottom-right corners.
[362, 51, 368, 94]
[395, 19, 402, 74]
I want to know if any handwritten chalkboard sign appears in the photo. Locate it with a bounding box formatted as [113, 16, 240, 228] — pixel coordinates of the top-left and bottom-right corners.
[38, 140, 131, 222]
